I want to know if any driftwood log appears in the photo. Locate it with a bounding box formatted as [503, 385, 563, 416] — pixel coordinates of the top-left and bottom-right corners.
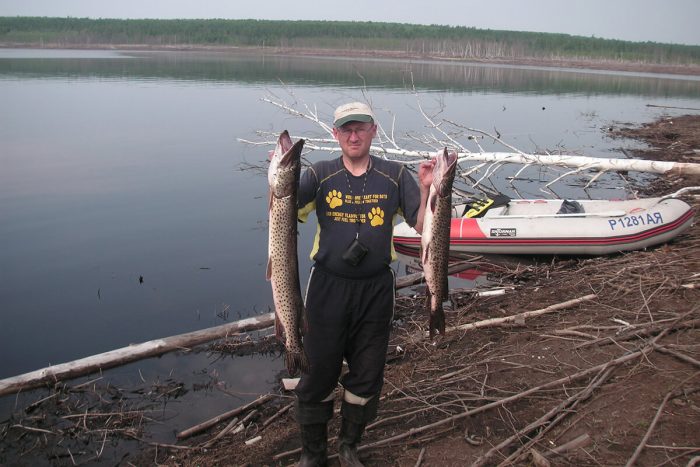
[0, 258, 494, 398]
[177, 393, 275, 440]
[451, 294, 598, 332]
[0, 313, 275, 397]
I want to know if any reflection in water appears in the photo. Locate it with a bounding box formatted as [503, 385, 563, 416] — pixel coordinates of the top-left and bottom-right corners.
[1, 49, 699, 97]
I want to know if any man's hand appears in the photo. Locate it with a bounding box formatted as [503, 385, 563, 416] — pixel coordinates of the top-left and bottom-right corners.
[413, 157, 436, 235]
[418, 158, 436, 193]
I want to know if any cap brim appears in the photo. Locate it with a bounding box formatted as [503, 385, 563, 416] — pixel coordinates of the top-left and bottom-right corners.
[334, 114, 374, 128]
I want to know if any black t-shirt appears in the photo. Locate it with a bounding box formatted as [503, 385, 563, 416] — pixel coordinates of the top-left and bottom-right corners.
[298, 156, 421, 278]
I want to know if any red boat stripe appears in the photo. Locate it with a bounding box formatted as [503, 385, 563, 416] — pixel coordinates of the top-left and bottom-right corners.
[394, 209, 694, 248]
[452, 218, 486, 239]
[448, 209, 694, 246]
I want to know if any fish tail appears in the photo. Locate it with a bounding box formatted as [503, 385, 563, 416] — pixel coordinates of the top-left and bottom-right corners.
[285, 350, 311, 377]
[428, 295, 446, 339]
[425, 293, 435, 339]
[300, 305, 309, 336]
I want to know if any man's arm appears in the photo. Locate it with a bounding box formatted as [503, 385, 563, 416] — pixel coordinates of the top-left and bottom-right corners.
[297, 166, 318, 222]
[412, 159, 435, 235]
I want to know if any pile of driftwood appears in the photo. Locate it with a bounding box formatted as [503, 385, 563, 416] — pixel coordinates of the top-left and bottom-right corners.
[240, 94, 700, 201]
[0, 374, 186, 465]
[135, 216, 695, 466]
[2, 227, 698, 466]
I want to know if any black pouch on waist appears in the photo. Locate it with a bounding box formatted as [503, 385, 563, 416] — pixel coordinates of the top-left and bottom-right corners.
[342, 237, 368, 266]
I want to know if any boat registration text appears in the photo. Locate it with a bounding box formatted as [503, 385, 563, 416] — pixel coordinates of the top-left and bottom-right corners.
[608, 212, 663, 230]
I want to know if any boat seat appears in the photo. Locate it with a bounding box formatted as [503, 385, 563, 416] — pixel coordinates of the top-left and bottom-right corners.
[500, 200, 555, 216]
[501, 199, 587, 216]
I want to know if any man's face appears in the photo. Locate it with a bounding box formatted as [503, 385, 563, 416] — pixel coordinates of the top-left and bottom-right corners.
[333, 122, 376, 160]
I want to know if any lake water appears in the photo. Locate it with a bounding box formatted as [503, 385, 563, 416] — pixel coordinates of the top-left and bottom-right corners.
[1, 48, 699, 457]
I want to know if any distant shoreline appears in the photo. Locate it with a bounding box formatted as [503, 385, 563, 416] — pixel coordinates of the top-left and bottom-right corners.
[3, 43, 700, 77]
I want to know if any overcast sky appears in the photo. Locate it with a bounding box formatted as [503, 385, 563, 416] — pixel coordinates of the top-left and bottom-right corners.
[1, 0, 698, 46]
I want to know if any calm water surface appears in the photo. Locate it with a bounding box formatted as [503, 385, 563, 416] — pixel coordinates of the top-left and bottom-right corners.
[1, 49, 699, 456]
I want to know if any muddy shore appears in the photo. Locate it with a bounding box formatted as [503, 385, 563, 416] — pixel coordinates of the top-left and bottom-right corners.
[3, 43, 700, 77]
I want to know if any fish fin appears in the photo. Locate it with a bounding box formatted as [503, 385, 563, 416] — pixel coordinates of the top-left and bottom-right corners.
[430, 193, 437, 213]
[274, 310, 285, 341]
[266, 257, 272, 281]
[420, 243, 430, 265]
[285, 350, 310, 377]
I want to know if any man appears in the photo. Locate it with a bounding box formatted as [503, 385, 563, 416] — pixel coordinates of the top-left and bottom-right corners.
[294, 102, 434, 466]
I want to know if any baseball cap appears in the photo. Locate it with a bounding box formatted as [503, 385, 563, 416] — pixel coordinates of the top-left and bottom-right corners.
[333, 102, 375, 128]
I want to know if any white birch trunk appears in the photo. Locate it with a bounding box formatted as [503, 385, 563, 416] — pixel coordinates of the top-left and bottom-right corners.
[342, 146, 700, 176]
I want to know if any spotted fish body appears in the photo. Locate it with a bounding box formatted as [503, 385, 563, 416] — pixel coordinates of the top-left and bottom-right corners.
[421, 148, 458, 338]
[267, 130, 309, 375]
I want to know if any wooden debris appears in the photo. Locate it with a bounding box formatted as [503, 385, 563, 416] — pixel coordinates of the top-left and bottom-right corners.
[550, 433, 592, 454]
[245, 435, 262, 446]
[450, 294, 597, 332]
[262, 401, 294, 428]
[395, 259, 484, 289]
[625, 391, 674, 467]
[528, 449, 551, 467]
[202, 417, 239, 449]
[473, 365, 616, 466]
[177, 394, 273, 440]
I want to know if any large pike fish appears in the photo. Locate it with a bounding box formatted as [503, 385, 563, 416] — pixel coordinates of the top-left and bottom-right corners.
[421, 148, 458, 338]
[267, 130, 309, 376]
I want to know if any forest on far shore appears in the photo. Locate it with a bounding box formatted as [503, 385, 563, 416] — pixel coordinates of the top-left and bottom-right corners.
[1, 17, 699, 65]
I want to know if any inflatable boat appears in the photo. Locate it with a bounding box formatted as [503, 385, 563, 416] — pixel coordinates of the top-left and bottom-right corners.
[393, 196, 694, 256]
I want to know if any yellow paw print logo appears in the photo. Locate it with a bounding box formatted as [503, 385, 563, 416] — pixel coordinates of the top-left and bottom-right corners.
[326, 190, 343, 209]
[368, 207, 385, 227]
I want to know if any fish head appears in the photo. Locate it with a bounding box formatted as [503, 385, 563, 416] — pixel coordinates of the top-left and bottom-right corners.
[268, 130, 304, 198]
[268, 130, 292, 186]
[432, 148, 458, 198]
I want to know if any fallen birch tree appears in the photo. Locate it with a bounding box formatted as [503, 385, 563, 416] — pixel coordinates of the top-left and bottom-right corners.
[265, 140, 700, 177]
[240, 93, 700, 197]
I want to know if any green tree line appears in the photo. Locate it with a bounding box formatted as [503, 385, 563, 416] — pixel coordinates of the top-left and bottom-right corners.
[1, 16, 698, 65]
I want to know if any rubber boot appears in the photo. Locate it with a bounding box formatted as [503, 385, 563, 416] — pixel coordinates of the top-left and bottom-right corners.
[298, 423, 328, 467]
[296, 400, 333, 467]
[338, 397, 379, 467]
[338, 417, 366, 467]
